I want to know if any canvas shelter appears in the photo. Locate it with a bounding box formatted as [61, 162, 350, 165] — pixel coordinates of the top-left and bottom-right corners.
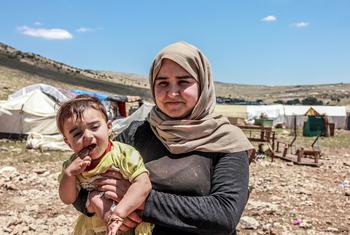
[246, 105, 285, 126]
[0, 89, 59, 138]
[9, 83, 70, 103]
[284, 105, 347, 129]
[214, 104, 347, 129]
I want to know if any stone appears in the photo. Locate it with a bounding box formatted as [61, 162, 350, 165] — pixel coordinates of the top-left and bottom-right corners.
[345, 190, 350, 196]
[299, 220, 313, 229]
[326, 227, 339, 233]
[34, 169, 47, 174]
[0, 166, 18, 176]
[240, 216, 259, 230]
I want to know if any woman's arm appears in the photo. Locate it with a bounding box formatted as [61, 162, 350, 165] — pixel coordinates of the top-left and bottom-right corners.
[112, 172, 152, 219]
[142, 151, 249, 234]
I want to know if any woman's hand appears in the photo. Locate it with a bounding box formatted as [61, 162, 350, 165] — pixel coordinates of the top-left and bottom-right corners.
[115, 211, 143, 232]
[93, 170, 144, 232]
[94, 170, 131, 202]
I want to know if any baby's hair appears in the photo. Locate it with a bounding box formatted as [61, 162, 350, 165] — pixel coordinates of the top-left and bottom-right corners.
[56, 94, 108, 134]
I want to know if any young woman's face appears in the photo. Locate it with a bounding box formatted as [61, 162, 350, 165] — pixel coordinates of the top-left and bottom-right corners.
[63, 107, 112, 160]
[154, 59, 199, 119]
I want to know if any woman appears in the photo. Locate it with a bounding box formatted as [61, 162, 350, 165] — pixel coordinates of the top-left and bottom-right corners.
[74, 41, 253, 234]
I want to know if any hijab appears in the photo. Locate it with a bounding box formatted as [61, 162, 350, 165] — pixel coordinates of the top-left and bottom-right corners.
[147, 41, 253, 154]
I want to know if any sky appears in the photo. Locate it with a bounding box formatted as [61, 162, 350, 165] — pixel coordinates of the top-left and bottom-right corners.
[1, 0, 349, 85]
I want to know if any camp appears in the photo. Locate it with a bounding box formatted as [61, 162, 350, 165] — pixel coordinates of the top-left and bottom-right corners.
[215, 104, 348, 130]
[0, 84, 152, 150]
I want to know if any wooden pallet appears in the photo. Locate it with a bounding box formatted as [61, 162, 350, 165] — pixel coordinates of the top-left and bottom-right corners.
[274, 150, 322, 167]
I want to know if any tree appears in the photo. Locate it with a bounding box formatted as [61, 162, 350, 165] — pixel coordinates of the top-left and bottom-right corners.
[301, 96, 323, 105]
[286, 98, 301, 105]
[273, 100, 285, 104]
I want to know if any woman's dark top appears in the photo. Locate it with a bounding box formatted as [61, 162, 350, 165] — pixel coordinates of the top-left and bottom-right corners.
[74, 120, 249, 235]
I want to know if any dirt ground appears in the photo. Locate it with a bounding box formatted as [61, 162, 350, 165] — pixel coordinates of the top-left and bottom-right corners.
[0, 130, 349, 235]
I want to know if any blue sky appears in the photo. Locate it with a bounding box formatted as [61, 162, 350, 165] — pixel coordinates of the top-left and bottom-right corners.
[1, 0, 349, 85]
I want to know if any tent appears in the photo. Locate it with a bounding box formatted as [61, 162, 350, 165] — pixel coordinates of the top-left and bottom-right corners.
[246, 105, 285, 126]
[0, 90, 59, 138]
[9, 83, 71, 103]
[284, 105, 347, 129]
[214, 104, 347, 129]
[303, 107, 325, 137]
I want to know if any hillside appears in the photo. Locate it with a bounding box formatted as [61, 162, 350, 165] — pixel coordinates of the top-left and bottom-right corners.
[1, 42, 349, 105]
[0, 42, 151, 100]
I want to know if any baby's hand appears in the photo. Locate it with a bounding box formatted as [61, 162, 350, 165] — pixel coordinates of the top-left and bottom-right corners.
[65, 155, 91, 176]
[107, 214, 124, 235]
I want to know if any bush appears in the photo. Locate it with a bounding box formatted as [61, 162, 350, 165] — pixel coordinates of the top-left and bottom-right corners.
[301, 96, 323, 105]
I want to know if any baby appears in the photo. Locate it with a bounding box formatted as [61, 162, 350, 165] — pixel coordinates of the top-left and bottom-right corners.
[57, 95, 153, 235]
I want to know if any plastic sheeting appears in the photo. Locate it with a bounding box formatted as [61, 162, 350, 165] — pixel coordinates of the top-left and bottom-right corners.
[112, 102, 153, 134]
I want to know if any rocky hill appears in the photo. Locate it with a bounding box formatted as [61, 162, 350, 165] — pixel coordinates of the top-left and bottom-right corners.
[1, 42, 349, 105]
[0, 42, 151, 100]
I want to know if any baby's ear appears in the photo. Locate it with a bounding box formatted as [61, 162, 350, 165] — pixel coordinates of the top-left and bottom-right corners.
[63, 137, 71, 148]
[107, 120, 113, 135]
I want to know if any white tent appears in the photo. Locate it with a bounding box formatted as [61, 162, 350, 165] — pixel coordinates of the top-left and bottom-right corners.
[283, 105, 347, 129]
[216, 104, 347, 129]
[0, 90, 59, 136]
[9, 83, 70, 103]
[246, 105, 285, 126]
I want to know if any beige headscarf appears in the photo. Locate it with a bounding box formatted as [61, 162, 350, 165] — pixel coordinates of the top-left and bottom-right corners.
[147, 41, 253, 154]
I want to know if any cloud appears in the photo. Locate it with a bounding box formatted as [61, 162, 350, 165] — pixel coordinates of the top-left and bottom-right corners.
[291, 21, 310, 28]
[261, 15, 277, 22]
[76, 27, 103, 33]
[34, 21, 42, 26]
[17, 26, 73, 40]
[76, 27, 93, 33]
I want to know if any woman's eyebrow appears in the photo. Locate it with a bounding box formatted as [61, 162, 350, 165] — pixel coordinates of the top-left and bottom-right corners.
[176, 75, 193, 79]
[155, 76, 167, 80]
[155, 75, 194, 80]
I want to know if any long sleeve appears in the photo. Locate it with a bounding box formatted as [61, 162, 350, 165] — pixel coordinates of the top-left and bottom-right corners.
[142, 151, 249, 234]
[72, 188, 95, 216]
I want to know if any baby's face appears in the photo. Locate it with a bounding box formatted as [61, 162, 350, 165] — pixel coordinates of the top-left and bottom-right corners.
[63, 107, 112, 160]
